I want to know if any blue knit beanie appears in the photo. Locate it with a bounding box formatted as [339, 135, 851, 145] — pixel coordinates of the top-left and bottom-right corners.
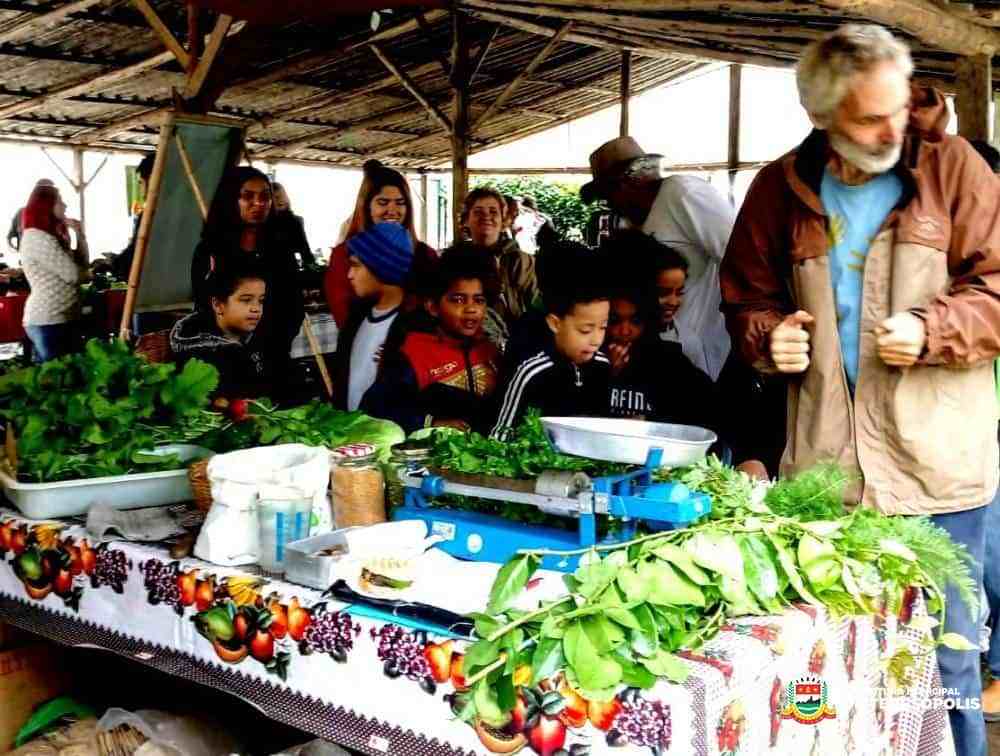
[347, 223, 414, 286]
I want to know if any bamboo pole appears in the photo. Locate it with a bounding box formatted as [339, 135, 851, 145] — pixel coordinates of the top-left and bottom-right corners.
[619, 50, 631, 137]
[472, 21, 573, 131]
[184, 14, 234, 100]
[174, 132, 209, 220]
[130, 0, 191, 69]
[120, 119, 173, 341]
[302, 317, 334, 399]
[187, 1, 202, 76]
[369, 43, 453, 134]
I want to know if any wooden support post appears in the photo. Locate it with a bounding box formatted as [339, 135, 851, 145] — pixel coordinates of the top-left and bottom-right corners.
[121, 119, 172, 341]
[472, 21, 573, 131]
[370, 44, 452, 134]
[956, 55, 992, 141]
[130, 0, 191, 69]
[420, 172, 430, 241]
[187, 1, 202, 76]
[184, 14, 234, 101]
[619, 50, 631, 137]
[727, 64, 742, 205]
[73, 147, 86, 232]
[451, 13, 472, 235]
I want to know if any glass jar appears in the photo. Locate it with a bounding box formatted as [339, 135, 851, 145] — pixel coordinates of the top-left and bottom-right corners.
[386, 440, 432, 508]
[330, 443, 386, 528]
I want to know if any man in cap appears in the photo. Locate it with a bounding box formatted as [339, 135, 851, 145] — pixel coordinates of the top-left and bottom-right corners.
[581, 137, 734, 381]
[721, 24, 1000, 756]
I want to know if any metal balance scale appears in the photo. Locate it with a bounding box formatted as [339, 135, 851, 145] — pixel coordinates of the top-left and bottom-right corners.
[391, 418, 717, 571]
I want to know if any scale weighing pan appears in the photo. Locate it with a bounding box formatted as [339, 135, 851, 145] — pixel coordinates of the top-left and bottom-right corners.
[542, 417, 716, 466]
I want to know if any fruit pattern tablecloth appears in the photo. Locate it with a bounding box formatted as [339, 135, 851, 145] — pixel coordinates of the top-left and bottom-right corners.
[0, 509, 954, 756]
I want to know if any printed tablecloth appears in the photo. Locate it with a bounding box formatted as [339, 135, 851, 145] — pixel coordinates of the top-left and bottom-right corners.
[0, 509, 954, 756]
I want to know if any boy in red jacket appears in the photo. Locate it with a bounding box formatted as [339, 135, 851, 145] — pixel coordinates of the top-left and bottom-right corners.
[362, 247, 499, 433]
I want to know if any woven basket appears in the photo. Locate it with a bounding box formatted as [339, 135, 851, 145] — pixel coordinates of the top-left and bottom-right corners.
[188, 459, 212, 513]
[134, 329, 173, 364]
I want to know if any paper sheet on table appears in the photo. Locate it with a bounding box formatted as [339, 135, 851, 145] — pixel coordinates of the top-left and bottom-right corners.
[87, 503, 187, 543]
[347, 547, 569, 616]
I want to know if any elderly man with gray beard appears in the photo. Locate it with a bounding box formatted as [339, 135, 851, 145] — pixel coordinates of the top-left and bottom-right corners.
[721, 24, 1000, 756]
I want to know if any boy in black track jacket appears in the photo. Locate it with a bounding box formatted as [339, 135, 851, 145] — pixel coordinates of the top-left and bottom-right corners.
[491, 247, 610, 438]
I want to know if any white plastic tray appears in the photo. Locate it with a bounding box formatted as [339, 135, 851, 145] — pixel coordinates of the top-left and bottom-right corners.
[0, 445, 213, 519]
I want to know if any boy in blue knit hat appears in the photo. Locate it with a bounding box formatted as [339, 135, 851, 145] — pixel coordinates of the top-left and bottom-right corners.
[332, 223, 415, 410]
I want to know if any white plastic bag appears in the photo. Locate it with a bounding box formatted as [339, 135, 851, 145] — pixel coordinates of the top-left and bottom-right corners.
[194, 444, 331, 566]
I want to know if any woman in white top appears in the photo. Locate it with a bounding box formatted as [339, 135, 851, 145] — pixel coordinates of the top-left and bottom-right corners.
[19, 184, 88, 362]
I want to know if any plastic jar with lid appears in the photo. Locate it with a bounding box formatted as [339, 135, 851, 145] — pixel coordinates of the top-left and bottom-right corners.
[386, 440, 432, 508]
[330, 443, 386, 528]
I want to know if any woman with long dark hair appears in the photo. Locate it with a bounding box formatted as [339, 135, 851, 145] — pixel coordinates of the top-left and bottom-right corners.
[324, 160, 437, 327]
[20, 183, 89, 362]
[190, 166, 304, 375]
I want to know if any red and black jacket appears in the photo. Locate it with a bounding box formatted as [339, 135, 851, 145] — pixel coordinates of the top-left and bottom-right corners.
[361, 329, 499, 433]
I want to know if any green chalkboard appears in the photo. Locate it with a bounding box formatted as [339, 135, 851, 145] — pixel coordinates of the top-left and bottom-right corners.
[136, 117, 242, 310]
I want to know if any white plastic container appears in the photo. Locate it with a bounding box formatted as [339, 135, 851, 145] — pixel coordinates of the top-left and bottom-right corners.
[0, 445, 212, 519]
[258, 496, 302, 575]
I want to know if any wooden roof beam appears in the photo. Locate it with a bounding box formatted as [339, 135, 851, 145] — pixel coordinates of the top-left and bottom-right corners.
[74, 10, 448, 143]
[472, 20, 572, 131]
[0, 0, 105, 45]
[0, 49, 174, 121]
[462, 8, 794, 68]
[183, 12, 233, 99]
[369, 43, 452, 134]
[129, 0, 190, 69]
[817, 0, 1000, 56]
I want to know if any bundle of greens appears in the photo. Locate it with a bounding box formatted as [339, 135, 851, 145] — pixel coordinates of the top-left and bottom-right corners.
[0, 339, 220, 482]
[198, 399, 404, 461]
[428, 410, 628, 479]
[455, 464, 977, 731]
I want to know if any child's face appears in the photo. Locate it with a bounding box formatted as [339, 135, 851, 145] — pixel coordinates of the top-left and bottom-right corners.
[607, 298, 645, 347]
[213, 279, 265, 335]
[430, 278, 487, 339]
[547, 300, 610, 366]
[655, 268, 686, 327]
[347, 256, 380, 299]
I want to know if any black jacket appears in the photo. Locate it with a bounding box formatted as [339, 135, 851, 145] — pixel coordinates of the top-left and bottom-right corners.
[490, 340, 610, 438]
[190, 236, 304, 369]
[272, 212, 315, 266]
[608, 337, 718, 431]
[169, 311, 272, 399]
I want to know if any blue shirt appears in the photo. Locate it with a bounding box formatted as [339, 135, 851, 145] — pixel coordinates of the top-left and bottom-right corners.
[820, 168, 903, 387]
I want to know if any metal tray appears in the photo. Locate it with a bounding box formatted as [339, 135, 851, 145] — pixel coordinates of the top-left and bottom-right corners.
[0, 445, 213, 519]
[542, 417, 716, 466]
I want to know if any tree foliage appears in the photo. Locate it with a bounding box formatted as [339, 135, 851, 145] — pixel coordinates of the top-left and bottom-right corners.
[472, 176, 605, 240]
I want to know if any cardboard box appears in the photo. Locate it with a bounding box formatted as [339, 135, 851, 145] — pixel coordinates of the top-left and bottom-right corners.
[0, 642, 69, 751]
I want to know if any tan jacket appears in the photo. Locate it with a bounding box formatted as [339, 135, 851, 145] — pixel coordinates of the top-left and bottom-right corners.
[720, 87, 1000, 515]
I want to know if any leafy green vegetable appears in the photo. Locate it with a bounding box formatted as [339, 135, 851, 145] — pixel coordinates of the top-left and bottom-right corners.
[199, 399, 404, 461]
[457, 463, 976, 729]
[0, 339, 220, 482]
[764, 463, 853, 521]
[487, 554, 540, 614]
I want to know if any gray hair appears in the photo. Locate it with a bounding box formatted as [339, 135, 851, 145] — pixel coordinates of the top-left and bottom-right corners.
[796, 24, 913, 127]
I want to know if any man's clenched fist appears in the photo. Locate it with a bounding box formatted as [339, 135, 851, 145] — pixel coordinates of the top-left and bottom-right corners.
[770, 310, 814, 373]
